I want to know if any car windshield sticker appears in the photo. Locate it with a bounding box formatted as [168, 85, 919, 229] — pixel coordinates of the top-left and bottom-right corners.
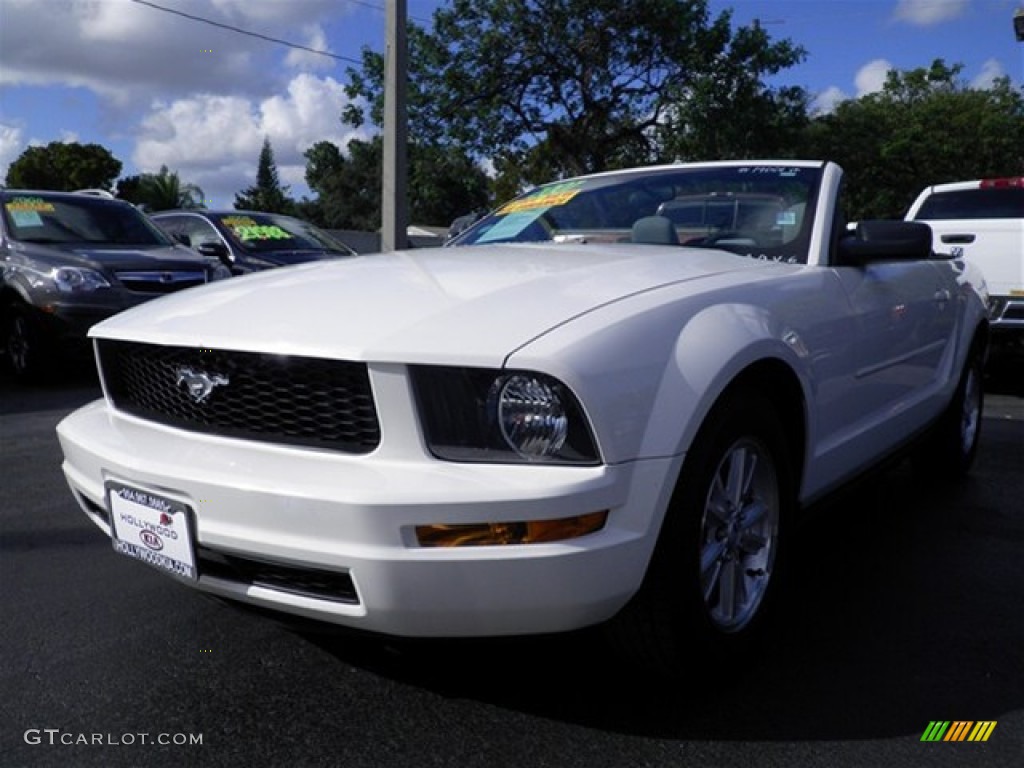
[776, 211, 797, 226]
[497, 181, 583, 214]
[738, 167, 802, 177]
[222, 216, 292, 241]
[235, 225, 291, 241]
[6, 197, 56, 213]
[476, 211, 546, 243]
[222, 216, 258, 229]
[9, 210, 44, 227]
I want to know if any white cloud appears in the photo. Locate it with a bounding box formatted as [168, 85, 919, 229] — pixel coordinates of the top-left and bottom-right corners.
[811, 86, 848, 115]
[855, 59, 894, 96]
[133, 75, 364, 208]
[893, 0, 970, 26]
[210, 0, 338, 24]
[284, 24, 336, 71]
[0, 0, 350, 101]
[0, 123, 26, 182]
[0, 0, 364, 206]
[971, 58, 1005, 89]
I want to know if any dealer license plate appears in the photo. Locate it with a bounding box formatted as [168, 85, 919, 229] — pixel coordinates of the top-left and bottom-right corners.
[107, 481, 197, 580]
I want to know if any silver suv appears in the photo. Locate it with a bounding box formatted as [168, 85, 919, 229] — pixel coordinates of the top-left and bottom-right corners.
[1, 189, 231, 380]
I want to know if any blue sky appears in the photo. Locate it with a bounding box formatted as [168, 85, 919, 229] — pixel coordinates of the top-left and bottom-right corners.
[1, 0, 1021, 210]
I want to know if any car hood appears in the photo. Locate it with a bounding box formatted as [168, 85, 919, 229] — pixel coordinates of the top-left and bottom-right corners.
[13, 241, 214, 270]
[91, 243, 770, 366]
[69, 244, 215, 270]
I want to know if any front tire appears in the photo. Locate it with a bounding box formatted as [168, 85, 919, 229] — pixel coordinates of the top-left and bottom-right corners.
[610, 388, 795, 673]
[4, 303, 54, 382]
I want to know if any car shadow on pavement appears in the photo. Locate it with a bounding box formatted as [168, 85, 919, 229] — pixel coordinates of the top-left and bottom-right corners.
[0, 362, 101, 416]
[985, 351, 1024, 398]
[302, 461, 1022, 742]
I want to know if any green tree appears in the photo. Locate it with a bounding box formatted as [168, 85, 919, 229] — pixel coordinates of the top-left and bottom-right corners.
[115, 175, 145, 203]
[302, 138, 489, 230]
[807, 60, 1024, 220]
[235, 137, 294, 213]
[660, 20, 810, 161]
[344, 0, 807, 193]
[118, 166, 205, 211]
[5, 141, 122, 191]
[303, 139, 380, 230]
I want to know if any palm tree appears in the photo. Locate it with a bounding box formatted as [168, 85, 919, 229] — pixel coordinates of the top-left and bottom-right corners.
[138, 166, 205, 211]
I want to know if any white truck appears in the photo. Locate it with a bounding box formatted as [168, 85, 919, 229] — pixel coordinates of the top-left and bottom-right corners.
[906, 177, 1024, 353]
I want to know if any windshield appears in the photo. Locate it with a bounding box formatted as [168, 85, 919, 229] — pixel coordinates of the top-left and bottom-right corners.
[212, 213, 355, 255]
[2, 193, 172, 246]
[451, 164, 821, 263]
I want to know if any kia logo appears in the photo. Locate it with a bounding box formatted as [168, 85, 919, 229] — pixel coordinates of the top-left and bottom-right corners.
[139, 530, 164, 551]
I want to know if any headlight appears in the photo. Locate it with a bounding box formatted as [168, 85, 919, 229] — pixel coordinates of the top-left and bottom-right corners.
[490, 374, 568, 458]
[412, 366, 599, 464]
[52, 266, 110, 293]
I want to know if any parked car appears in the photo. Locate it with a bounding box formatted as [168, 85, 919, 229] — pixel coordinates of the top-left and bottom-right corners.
[57, 160, 989, 672]
[150, 209, 357, 273]
[1, 189, 231, 380]
[905, 176, 1024, 354]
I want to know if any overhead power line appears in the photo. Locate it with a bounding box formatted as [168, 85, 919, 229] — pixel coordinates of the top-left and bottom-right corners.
[128, 0, 365, 65]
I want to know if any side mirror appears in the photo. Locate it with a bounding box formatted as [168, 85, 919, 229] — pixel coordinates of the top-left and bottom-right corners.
[195, 241, 232, 267]
[838, 220, 932, 265]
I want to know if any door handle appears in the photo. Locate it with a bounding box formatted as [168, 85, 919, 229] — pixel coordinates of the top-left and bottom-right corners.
[934, 289, 952, 305]
[941, 234, 975, 244]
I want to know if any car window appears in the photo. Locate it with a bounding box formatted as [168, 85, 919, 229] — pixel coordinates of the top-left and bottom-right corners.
[183, 217, 222, 246]
[451, 165, 820, 264]
[212, 213, 354, 255]
[913, 188, 1024, 220]
[2, 194, 172, 246]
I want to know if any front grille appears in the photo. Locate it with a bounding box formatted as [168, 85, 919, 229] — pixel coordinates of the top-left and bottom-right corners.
[197, 547, 359, 604]
[114, 270, 208, 294]
[1002, 301, 1024, 321]
[97, 340, 381, 453]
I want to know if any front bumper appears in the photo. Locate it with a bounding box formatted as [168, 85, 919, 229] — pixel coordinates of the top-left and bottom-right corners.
[989, 294, 1024, 341]
[57, 400, 678, 637]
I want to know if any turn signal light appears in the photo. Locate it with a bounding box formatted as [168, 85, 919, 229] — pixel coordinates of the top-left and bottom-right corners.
[416, 510, 608, 547]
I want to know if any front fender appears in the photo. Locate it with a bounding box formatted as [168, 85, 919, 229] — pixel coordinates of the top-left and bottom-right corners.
[644, 303, 811, 459]
[506, 289, 813, 466]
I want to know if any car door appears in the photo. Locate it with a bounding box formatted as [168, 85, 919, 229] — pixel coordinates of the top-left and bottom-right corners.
[821, 207, 958, 475]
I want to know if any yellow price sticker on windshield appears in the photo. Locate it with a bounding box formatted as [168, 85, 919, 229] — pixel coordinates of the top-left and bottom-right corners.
[6, 197, 56, 213]
[497, 182, 582, 215]
[235, 225, 291, 241]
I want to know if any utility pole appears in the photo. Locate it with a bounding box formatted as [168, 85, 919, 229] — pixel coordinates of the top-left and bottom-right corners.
[381, 0, 408, 252]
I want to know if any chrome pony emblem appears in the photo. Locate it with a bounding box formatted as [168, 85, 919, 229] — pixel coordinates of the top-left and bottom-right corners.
[175, 367, 229, 403]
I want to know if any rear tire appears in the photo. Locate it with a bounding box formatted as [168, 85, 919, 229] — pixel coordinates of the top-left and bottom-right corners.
[609, 387, 795, 674]
[914, 342, 984, 479]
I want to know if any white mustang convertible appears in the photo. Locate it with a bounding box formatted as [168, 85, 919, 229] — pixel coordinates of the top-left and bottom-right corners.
[57, 161, 989, 668]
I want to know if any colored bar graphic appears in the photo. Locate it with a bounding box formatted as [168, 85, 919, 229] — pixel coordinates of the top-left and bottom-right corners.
[921, 721, 949, 741]
[968, 722, 997, 742]
[945, 721, 973, 741]
[921, 721, 997, 742]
